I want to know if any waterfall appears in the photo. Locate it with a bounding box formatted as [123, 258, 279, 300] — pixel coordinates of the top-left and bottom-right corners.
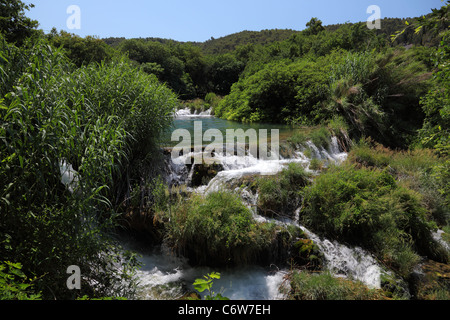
[135, 135, 386, 299]
[304, 136, 347, 164]
[298, 226, 382, 289]
[433, 229, 450, 252]
[59, 160, 79, 193]
[175, 108, 213, 118]
[248, 211, 383, 289]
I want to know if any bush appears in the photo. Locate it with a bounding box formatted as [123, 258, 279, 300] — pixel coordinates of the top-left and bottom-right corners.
[0, 262, 42, 300]
[287, 126, 332, 150]
[257, 163, 311, 218]
[301, 164, 448, 277]
[348, 139, 449, 225]
[162, 191, 290, 266]
[216, 59, 328, 124]
[0, 38, 176, 299]
[326, 49, 431, 148]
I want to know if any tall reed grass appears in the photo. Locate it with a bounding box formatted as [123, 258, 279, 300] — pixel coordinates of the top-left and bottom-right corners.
[0, 36, 178, 299]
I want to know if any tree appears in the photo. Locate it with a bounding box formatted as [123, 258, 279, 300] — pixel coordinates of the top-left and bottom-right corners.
[397, 1, 450, 154]
[48, 30, 112, 67]
[305, 17, 325, 35]
[0, 0, 39, 44]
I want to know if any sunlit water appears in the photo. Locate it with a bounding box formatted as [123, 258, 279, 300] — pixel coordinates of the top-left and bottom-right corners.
[161, 108, 295, 148]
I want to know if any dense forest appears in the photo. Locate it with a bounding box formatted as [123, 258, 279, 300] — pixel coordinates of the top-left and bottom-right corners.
[0, 0, 449, 301]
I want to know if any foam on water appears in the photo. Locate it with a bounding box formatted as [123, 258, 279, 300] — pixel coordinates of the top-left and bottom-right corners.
[303, 230, 382, 289]
[175, 108, 213, 118]
[134, 248, 288, 300]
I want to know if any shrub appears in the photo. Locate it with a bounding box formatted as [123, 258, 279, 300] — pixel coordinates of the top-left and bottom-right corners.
[163, 191, 291, 266]
[287, 126, 334, 151]
[309, 127, 331, 149]
[257, 163, 311, 218]
[309, 159, 324, 171]
[326, 49, 431, 148]
[0, 262, 42, 300]
[301, 164, 448, 277]
[348, 139, 449, 226]
[216, 59, 329, 124]
[0, 38, 175, 299]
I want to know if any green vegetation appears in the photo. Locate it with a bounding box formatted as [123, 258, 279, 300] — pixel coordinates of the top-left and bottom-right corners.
[160, 191, 298, 266]
[0, 0, 39, 45]
[257, 163, 310, 218]
[214, 59, 329, 124]
[301, 163, 448, 277]
[192, 272, 229, 300]
[46, 29, 113, 67]
[0, 1, 177, 300]
[348, 139, 449, 225]
[0, 262, 41, 300]
[1, 0, 449, 301]
[287, 271, 391, 300]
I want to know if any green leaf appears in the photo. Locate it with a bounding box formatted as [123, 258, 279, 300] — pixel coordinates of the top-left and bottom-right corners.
[209, 272, 221, 280]
[193, 278, 211, 293]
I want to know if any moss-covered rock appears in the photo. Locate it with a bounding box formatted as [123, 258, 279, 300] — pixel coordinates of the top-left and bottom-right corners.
[287, 270, 392, 300]
[292, 238, 324, 270]
[256, 162, 310, 219]
[189, 161, 224, 187]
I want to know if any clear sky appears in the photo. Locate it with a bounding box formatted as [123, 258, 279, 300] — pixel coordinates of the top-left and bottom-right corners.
[23, 0, 446, 42]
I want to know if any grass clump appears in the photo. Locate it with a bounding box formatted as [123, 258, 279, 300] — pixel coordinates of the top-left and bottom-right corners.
[162, 191, 282, 266]
[348, 139, 449, 226]
[287, 126, 332, 150]
[287, 271, 390, 300]
[301, 164, 448, 277]
[256, 163, 311, 218]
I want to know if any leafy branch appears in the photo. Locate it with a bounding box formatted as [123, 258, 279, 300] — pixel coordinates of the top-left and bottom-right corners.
[192, 272, 229, 300]
[391, 0, 449, 42]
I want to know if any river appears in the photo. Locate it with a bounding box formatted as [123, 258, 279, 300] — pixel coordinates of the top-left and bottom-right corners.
[127, 108, 387, 300]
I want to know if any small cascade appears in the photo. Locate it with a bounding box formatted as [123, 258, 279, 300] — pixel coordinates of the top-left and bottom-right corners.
[433, 229, 450, 252]
[162, 150, 190, 187]
[174, 108, 213, 118]
[251, 212, 384, 289]
[139, 134, 390, 299]
[304, 137, 347, 164]
[199, 109, 212, 116]
[300, 227, 382, 289]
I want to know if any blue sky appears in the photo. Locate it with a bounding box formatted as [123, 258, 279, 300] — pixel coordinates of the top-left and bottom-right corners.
[24, 0, 446, 42]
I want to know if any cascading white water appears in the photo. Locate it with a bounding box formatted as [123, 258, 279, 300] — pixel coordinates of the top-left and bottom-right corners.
[249, 211, 383, 290]
[134, 134, 387, 299]
[175, 108, 213, 118]
[59, 160, 79, 193]
[433, 229, 450, 252]
[298, 226, 382, 289]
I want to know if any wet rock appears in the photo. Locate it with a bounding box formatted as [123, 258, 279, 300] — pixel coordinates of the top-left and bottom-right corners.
[292, 238, 324, 271]
[189, 161, 224, 187]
